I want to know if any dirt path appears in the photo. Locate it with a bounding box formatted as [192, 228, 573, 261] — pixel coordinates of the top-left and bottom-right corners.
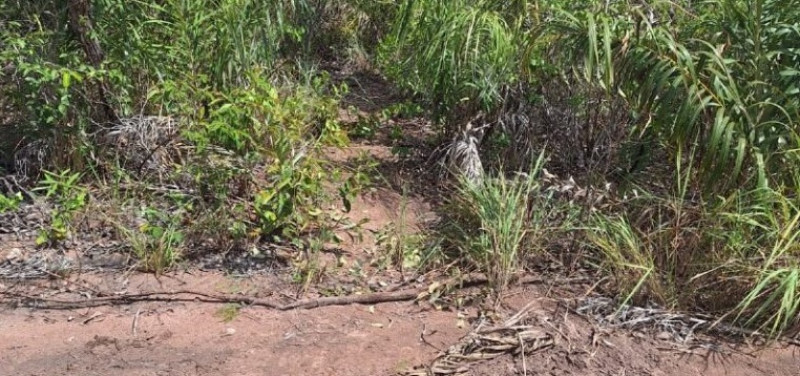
[2, 272, 798, 376]
[1, 281, 462, 375]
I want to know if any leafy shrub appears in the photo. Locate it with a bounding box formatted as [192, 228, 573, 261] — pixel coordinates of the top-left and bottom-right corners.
[126, 207, 185, 273]
[33, 170, 88, 246]
[1, 1, 364, 272]
[0, 192, 22, 213]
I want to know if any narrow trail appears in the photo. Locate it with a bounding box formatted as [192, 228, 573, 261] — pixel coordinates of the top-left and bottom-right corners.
[2, 271, 798, 376]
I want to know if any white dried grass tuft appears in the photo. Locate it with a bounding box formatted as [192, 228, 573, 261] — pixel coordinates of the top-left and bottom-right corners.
[13, 138, 52, 181]
[98, 115, 180, 174]
[443, 116, 488, 184]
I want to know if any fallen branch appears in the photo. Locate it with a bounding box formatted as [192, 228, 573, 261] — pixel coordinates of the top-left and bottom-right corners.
[0, 275, 587, 311]
[1, 290, 282, 310]
[0, 289, 421, 310]
[282, 289, 420, 310]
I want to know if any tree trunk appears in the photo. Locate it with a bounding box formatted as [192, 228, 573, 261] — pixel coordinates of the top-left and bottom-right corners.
[66, 0, 119, 127]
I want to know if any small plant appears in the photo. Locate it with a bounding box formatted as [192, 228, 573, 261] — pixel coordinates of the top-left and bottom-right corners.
[290, 238, 328, 293]
[125, 207, 185, 273]
[388, 124, 404, 141]
[724, 185, 800, 336]
[381, 102, 423, 120]
[34, 170, 88, 246]
[348, 114, 381, 139]
[253, 143, 327, 240]
[586, 214, 660, 306]
[0, 192, 23, 213]
[374, 189, 426, 272]
[375, 223, 426, 272]
[338, 153, 378, 213]
[216, 303, 241, 323]
[435, 153, 555, 293]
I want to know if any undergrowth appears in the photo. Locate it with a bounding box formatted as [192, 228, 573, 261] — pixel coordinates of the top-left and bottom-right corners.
[3, 0, 800, 339]
[0, 0, 372, 276]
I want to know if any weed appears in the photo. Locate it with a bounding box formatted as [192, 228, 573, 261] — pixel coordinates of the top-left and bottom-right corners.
[0, 192, 23, 213]
[374, 188, 426, 272]
[381, 102, 423, 120]
[375, 223, 426, 272]
[435, 153, 556, 293]
[586, 214, 660, 306]
[586, 160, 800, 335]
[33, 170, 88, 246]
[722, 185, 800, 335]
[216, 304, 241, 323]
[123, 207, 185, 273]
[348, 114, 381, 139]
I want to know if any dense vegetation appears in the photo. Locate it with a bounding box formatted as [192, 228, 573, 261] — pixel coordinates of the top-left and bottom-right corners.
[2, 0, 799, 336]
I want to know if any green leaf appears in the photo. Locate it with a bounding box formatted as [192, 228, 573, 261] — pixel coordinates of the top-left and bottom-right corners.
[35, 232, 48, 246]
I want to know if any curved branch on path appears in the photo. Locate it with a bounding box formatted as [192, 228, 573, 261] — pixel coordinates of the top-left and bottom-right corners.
[0, 275, 587, 311]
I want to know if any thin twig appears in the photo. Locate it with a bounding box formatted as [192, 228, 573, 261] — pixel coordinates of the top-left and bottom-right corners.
[420, 324, 443, 352]
[131, 308, 141, 336]
[519, 331, 528, 376]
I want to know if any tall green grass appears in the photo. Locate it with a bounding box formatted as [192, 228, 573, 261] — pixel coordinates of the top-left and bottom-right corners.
[541, 0, 800, 336]
[380, 0, 525, 122]
[587, 167, 800, 335]
[545, 0, 800, 192]
[434, 153, 565, 292]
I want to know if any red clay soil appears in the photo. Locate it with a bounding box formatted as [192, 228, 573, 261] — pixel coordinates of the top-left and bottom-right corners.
[1, 271, 799, 376]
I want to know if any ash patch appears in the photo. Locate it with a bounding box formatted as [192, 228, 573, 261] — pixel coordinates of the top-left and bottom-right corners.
[196, 244, 292, 276]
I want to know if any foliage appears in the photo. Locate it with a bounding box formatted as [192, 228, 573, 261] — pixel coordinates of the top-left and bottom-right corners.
[380, 0, 525, 121]
[380, 0, 800, 334]
[1, 0, 365, 273]
[4, 0, 800, 339]
[721, 186, 800, 335]
[587, 163, 800, 334]
[33, 170, 88, 246]
[0, 192, 23, 213]
[539, 0, 800, 335]
[434, 153, 559, 292]
[545, 0, 800, 192]
[125, 207, 185, 273]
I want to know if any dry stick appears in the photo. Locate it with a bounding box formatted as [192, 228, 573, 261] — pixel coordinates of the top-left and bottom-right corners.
[1, 290, 278, 310]
[519, 331, 528, 376]
[282, 289, 421, 310]
[131, 308, 141, 336]
[1, 289, 414, 311]
[1, 276, 587, 311]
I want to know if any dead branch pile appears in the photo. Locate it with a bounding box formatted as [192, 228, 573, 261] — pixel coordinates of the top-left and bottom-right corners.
[402, 301, 554, 376]
[576, 297, 800, 345]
